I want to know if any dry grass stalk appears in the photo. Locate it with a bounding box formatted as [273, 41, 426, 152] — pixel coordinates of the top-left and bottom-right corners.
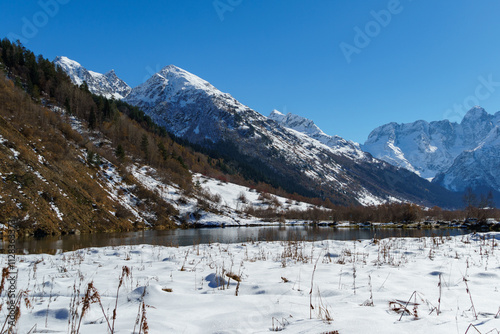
[463, 276, 478, 320]
[138, 301, 149, 334]
[316, 287, 333, 323]
[309, 253, 321, 319]
[180, 250, 189, 271]
[389, 301, 412, 318]
[271, 317, 289, 331]
[235, 281, 240, 296]
[112, 266, 131, 333]
[26, 324, 37, 334]
[45, 277, 54, 327]
[68, 276, 83, 333]
[225, 272, 241, 282]
[437, 273, 442, 316]
[464, 323, 482, 334]
[0, 268, 8, 296]
[133, 286, 148, 334]
[352, 263, 357, 295]
[0, 290, 25, 333]
[393, 291, 420, 321]
[361, 274, 374, 307]
[76, 282, 112, 333]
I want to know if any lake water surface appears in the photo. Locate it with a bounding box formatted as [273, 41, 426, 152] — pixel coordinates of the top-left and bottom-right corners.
[3, 225, 472, 254]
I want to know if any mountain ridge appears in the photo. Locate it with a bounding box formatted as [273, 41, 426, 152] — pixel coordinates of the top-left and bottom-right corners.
[120, 61, 461, 207]
[268, 109, 368, 161]
[56, 55, 462, 207]
[363, 107, 500, 193]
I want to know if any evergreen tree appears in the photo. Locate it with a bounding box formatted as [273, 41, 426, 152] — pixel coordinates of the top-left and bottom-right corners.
[80, 81, 90, 93]
[64, 97, 71, 114]
[158, 142, 168, 161]
[115, 144, 125, 161]
[103, 98, 111, 121]
[88, 108, 97, 129]
[141, 134, 149, 160]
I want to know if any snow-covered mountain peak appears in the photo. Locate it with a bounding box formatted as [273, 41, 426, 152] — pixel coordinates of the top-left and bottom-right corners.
[269, 110, 368, 161]
[54, 56, 131, 99]
[269, 109, 285, 122]
[54, 56, 81, 70]
[269, 110, 325, 137]
[104, 69, 117, 77]
[53, 56, 86, 86]
[364, 106, 500, 192]
[461, 106, 488, 124]
[125, 64, 235, 109]
[156, 65, 219, 95]
[124, 64, 254, 122]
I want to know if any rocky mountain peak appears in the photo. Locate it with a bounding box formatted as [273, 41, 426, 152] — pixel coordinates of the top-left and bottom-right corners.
[364, 106, 500, 192]
[269, 109, 285, 122]
[461, 106, 488, 124]
[54, 56, 131, 99]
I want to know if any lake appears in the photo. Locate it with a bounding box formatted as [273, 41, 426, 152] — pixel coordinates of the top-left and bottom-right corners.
[2, 225, 472, 254]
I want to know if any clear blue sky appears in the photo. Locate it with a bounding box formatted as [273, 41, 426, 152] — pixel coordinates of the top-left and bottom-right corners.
[2, 0, 500, 143]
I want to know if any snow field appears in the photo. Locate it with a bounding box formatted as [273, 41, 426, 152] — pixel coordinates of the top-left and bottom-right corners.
[193, 173, 312, 212]
[2, 233, 499, 333]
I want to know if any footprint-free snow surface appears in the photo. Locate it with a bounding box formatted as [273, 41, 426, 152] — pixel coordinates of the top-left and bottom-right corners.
[3, 233, 500, 333]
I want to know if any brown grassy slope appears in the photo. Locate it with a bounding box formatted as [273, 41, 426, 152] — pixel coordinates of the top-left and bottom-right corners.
[0, 75, 149, 236]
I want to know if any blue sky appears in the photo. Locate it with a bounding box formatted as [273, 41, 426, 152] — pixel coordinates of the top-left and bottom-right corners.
[1, 0, 500, 143]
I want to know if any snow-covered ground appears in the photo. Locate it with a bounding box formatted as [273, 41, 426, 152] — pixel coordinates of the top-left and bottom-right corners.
[3, 233, 499, 333]
[193, 174, 313, 212]
[129, 166, 321, 226]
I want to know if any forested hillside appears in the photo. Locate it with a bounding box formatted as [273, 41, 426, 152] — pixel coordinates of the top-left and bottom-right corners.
[0, 39, 340, 235]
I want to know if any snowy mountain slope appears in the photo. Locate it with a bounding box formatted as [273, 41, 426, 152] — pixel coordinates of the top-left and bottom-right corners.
[54, 56, 131, 99]
[193, 173, 313, 212]
[269, 110, 368, 161]
[363, 107, 500, 184]
[433, 124, 500, 192]
[124, 65, 253, 143]
[52, 105, 323, 227]
[122, 65, 460, 207]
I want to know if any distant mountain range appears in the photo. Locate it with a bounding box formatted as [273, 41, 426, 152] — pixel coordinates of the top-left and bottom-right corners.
[363, 107, 500, 194]
[55, 56, 465, 207]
